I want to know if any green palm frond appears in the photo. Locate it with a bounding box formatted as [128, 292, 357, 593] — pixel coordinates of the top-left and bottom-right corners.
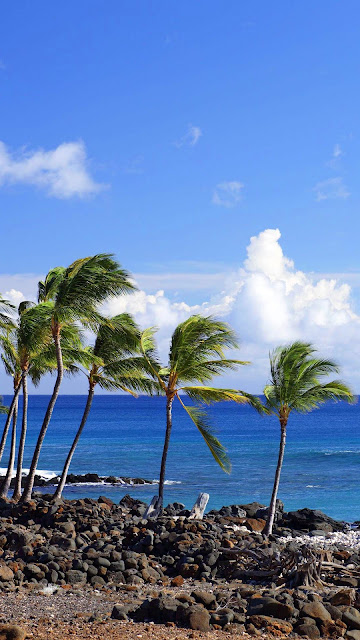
[54, 254, 136, 326]
[0, 396, 8, 415]
[265, 341, 355, 414]
[182, 386, 266, 413]
[178, 398, 231, 473]
[38, 266, 66, 303]
[169, 315, 240, 382]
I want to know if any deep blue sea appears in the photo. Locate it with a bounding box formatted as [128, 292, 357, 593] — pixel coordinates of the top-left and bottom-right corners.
[0, 395, 359, 522]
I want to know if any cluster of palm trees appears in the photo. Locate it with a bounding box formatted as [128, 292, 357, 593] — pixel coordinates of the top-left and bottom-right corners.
[0, 254, 355, 535]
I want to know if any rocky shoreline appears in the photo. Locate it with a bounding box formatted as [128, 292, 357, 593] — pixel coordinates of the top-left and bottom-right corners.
[6, 473, 155, 489]
[0, 495, 359, 638]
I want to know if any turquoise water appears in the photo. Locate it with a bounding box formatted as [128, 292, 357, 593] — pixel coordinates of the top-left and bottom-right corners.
[0, 395, 359, 522]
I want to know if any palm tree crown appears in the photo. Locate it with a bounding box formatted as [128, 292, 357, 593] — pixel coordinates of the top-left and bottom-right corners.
[264, 341, 355, 416]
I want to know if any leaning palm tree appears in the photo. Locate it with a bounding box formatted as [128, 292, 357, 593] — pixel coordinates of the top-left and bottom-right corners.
[263, 341, 355, 536]
[53, 313, 155, 500]
[21, 254, 135, 502]
[0, 302, 82, 499]
[140, 315, 263, 508]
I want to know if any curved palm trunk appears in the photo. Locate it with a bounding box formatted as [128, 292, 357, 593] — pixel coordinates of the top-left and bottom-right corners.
[21, 331, 64, 503]
[0, 397, 18, 498]
[264, 417, 287, 536]
[0, 381, 22, 464]
[12, 374, 28, 501]
[53, 383, 95, 501]
[158, 395, 173, 506]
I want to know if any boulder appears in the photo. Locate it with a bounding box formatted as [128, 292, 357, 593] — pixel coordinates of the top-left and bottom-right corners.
[248, 596, 294, 619]
[248, 614, 293, 635]
[301, 600, 331, 622]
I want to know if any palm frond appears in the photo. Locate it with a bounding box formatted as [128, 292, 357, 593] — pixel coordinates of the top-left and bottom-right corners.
[182, 386, 265, 413]
[177, 397, 231, 473]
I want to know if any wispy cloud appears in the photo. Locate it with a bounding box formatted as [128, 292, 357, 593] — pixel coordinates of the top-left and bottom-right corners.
[313, 176, 350, 201]
[326, 143, 344, 169]
[175, 125, 202, 148]
[0, 140, 106, 199]
[333, 143, 343, 158]
[212, 181, 244, 207]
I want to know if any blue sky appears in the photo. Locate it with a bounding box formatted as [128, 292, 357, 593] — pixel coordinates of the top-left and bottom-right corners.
[0, 1, 360, 393]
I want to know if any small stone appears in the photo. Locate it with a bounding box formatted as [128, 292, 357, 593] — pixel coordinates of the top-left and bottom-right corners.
[331, 590, 355, 606]
[188, 608, 210, 631]
[296, 623, 321, 638]
[171, 575, 184, 587]
[0, 566, 14, 582]
[0, 625, 26, 640]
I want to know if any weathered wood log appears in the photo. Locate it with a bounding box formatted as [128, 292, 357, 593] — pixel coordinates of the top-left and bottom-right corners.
[143, 495, 162, 520]
[189, 492, 209, 520]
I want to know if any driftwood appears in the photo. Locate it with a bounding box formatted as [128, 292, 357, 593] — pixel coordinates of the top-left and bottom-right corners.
[143, 496, 162, 520]
[189, 492, 209, 520]
[219, 543, 347, 587]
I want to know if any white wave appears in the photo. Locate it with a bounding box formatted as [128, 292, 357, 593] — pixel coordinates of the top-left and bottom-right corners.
[324, 450, 358, 455]
[152, 479, 182, 485]
[306, 484, 321, 488]
[0, 468, 58, 481]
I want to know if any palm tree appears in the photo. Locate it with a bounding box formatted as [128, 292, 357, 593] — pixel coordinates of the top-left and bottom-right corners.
[140, 315, 263, 508]
[263, 341, 355, 536]
[0, 302, 83, 499]
[21, 254, 135, 502]
[53, 313, 155, 500]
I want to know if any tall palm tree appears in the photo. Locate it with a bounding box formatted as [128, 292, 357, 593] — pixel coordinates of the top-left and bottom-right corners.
[140, 315, 263, 508]
[0, 303, 82, 499]
[263, 341, 355, 536]
[21, 254, 135, 502]
[53, 313, 155, 500]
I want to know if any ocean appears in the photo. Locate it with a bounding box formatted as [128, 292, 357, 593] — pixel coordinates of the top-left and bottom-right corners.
[0, 395, 358, 522]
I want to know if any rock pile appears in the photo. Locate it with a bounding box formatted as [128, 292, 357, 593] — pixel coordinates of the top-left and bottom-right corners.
[0, 494, 357, 635]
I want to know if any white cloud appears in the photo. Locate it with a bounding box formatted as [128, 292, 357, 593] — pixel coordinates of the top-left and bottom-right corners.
[212, 181, 244, 207]
[0, 140, 105, 198]
[313, 177, 350, 201]
[105, 228, 360, 391]
[175, 125, 202, 148]
[1, 231, 360, 392]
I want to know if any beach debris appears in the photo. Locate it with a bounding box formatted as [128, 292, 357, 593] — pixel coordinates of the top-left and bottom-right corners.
[143, 495, 162, 519]
[188, 492, 209, 520]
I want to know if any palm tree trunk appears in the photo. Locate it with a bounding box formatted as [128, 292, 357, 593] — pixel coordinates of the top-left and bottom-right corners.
[158, 395, 173, 506]
[53, 383, 95, 501]
[12, 374, 28, 501]
[0, 397, 18, 498]
[264, 417, 287, 536]
[21, 330, 64, 503]
[0, 381, 22, 464]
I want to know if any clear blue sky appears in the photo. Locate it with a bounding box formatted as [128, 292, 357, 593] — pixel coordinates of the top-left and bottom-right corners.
[0, 1, 359, 274]
[0, 1, 360, 394]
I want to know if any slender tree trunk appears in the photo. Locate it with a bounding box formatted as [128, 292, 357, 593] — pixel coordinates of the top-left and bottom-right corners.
[53, 383, 95, 501]
[264, 417, 287, 536]
[21, 330, 64, 503]
[158, 395, 173, 506]
[0, 383, 22, 463]
[12, 374, 28, 501]
[0, 396, 18, 498]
